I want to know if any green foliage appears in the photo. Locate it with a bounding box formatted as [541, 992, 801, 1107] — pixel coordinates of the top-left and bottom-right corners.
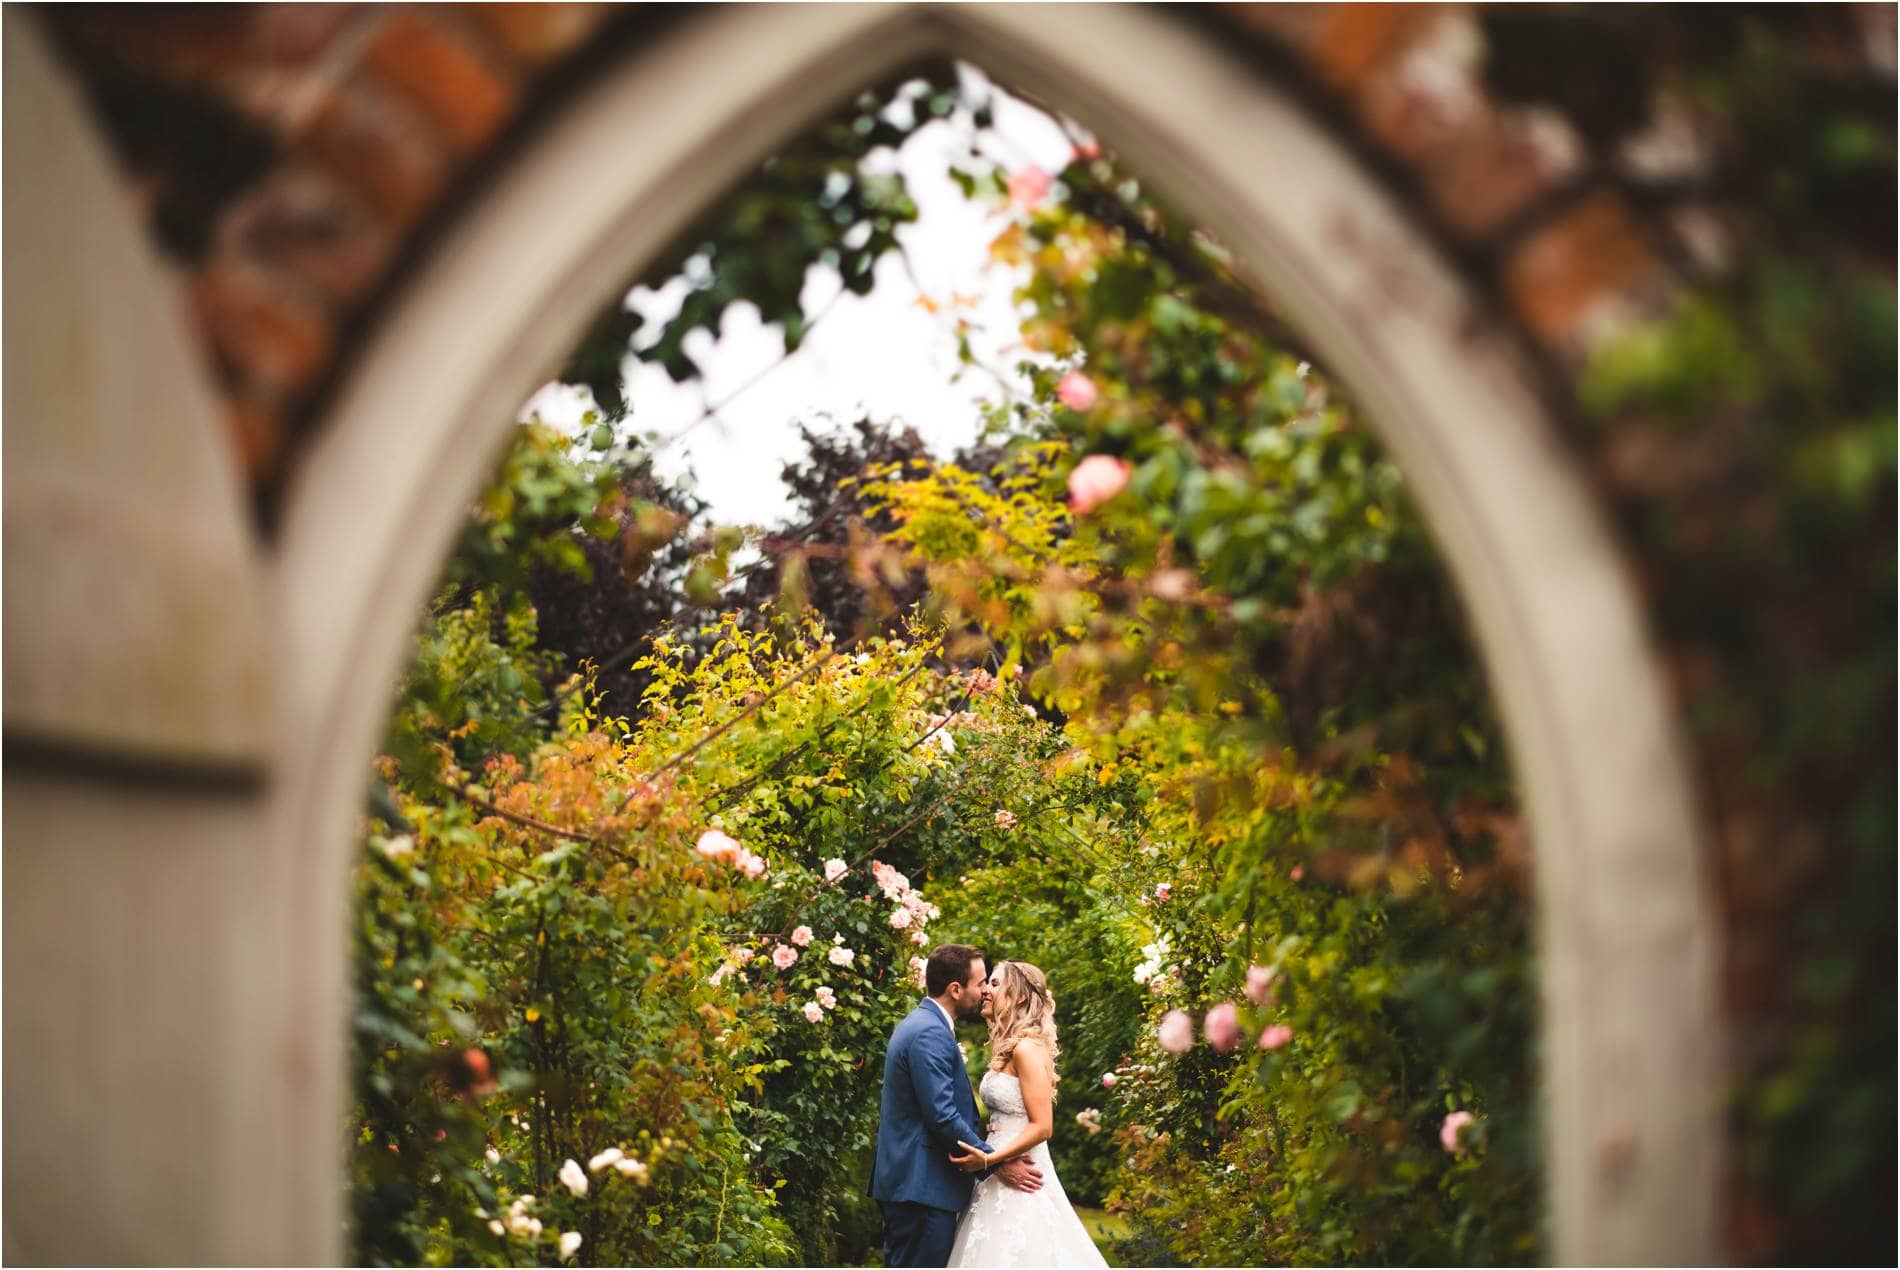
[852, 140, 1539, 1264]
[352, 422, 1175, 1262]
[559, 68, 989, 414]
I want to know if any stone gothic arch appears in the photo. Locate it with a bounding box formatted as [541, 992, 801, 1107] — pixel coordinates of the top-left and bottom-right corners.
[8, 6, 1719, 1262]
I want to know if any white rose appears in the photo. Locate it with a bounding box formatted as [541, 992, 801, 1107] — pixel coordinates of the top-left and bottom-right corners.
[615, 1157, 650, 1183]
[488, 1220, 505, 1237]
[558, 1158, 588, 1197]
[559, 1231, 583, 1260]
[828, 945, 855, 967]
[485, 1147, 501, 1164]
[587, 1147, 623, 1173]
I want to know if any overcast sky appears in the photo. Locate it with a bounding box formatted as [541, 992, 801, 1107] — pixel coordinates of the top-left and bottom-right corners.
[517, 70, 1078, 528]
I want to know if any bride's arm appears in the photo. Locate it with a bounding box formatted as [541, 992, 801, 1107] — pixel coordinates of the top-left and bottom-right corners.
[971, 1039, 1055, 1167]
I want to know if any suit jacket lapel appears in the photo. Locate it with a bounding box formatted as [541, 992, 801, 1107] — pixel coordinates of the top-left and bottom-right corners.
[921, 1000, 976, 1117]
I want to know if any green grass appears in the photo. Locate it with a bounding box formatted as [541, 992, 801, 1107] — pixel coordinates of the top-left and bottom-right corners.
[1077, 1205, 1133, 1263]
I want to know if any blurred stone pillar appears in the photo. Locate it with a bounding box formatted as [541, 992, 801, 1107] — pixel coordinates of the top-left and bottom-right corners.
[2, 12, 288, 1263]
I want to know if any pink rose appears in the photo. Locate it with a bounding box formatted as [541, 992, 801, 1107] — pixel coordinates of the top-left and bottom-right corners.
[994, 810, 1018, 830]
[1153, 882, 1171, 902]
[823, 858, 848, 883]
[911, 929, 930, 946]
[739, 851, 767, 879]
[1440, 1110, 1476, 1155]
[1245, 965, 1277, 1006]
[816, 986, 836, 1007]
[890, 907, 913, 929]
[1289, 864, 1305, 882]
[1204, 1002, 1240, 1052]
[909, 956, 928, 988]
[802, 1002, 824, 1024]
[1258, 1024, 1293, 1051]
[1158, 1010, 1194, 1054]
[1101, 1072, 1117, 1088]
[771, 945, 798, 970]
[695, 830, 740, 861]
[791, 925, 813, 947]
[1057, 371, 1099, 411]
[1007, 165, 1053, 211]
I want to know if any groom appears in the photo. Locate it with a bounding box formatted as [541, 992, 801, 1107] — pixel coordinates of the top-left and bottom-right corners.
[872, 943, 1044, 1267]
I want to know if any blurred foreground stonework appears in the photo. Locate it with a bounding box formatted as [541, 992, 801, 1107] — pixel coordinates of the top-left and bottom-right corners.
[7, 5, 1892, 1263]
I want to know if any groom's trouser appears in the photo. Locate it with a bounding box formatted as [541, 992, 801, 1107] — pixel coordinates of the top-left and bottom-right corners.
[880, 1200, 958, 1267]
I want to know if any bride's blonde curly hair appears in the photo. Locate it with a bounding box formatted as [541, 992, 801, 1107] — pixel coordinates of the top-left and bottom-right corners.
[987, 960, 1061, 1089]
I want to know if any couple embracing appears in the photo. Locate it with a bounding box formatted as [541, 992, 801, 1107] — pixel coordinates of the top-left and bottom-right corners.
[871, 943, 1106, 1267]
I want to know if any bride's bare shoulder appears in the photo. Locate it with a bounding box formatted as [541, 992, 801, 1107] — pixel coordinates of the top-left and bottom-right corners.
[1006, 1036, 1052, 1075]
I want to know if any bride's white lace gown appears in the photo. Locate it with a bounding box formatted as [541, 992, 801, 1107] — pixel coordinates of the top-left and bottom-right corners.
[947, 1070, 1109, 1267]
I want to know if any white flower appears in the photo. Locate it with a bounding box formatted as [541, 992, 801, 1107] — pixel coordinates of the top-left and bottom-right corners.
[911, 929, 930, 946]
[827, 945, 855, 967]
[558, 1158, 588, 1197]
[559, 1231, 583, 1260]
[889, 907, 913, 929]
[803, 1001, 825, 1023]
[833, 933, 845, 944]
[823, 859, 848, 883]
[485, 1147, 500, 1164]
[488, 1219, 505, 1237]
[378, 834, 414, 860]
[856, 653, 871, 664]
[587, 1147, 623, 1173]
[506, 1212, 540, 1236]
[614, 1156, 650, 1183]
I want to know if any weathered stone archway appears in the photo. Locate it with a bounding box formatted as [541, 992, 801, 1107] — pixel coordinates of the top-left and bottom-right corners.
[277, 5, 1717, 1263]
[5, 5, 1725, 1263]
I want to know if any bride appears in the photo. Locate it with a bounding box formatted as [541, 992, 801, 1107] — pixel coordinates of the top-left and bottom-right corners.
[945, 961, 1108, 1267]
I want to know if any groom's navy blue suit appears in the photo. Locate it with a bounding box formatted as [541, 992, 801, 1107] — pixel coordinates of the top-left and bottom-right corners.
[872, 999, 994, 1267]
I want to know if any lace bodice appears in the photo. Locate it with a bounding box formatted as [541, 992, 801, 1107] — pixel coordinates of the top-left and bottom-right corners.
[979, 1069, 1028, 1122]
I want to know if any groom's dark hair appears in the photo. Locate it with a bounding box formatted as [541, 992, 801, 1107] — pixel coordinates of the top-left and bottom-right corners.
[926, 944, 987, 997]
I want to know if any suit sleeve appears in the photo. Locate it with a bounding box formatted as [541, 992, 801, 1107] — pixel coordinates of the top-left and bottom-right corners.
[907, 1030, 992, 1154]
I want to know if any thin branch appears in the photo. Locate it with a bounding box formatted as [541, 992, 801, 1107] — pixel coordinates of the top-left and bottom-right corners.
[699, 660, 929, 812]
[622, 643, 845, 807]
[644, 286, 849, 460]
[459, 784, 603, 845]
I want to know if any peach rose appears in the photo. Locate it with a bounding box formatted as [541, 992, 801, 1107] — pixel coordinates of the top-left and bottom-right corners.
[1057, 371, 1099, 411]
[1204, 1002, 1241, 1052]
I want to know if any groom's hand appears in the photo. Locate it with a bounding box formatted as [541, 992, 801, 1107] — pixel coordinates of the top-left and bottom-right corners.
[996, 1156, 1043, 1193]
[949, 1141, 989, 1174]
